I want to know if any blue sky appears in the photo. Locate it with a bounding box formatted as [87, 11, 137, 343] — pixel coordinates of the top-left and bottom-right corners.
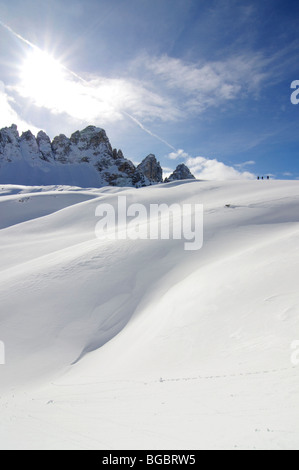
[0, 0, 299, 179]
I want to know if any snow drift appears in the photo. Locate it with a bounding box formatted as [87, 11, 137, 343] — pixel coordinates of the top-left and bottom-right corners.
[0, 180, 298, 450]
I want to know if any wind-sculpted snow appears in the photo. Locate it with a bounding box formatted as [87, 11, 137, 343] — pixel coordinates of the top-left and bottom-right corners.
[0, 180, 299, 449]
[0, 186, 100, 229]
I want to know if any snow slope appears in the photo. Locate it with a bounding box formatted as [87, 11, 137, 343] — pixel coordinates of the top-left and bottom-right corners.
[0, 180, 298, 450]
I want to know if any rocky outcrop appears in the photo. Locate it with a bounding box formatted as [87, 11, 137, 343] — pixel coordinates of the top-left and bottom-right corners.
[0, 124, 195, 188]
[136, 154, 163, 185]
[49, 126, 139, 186]
[36, 131, 53, 162]
[20, 130, 43, 164]
[165, 164, 195, 183]
[0, 124, 21, 162]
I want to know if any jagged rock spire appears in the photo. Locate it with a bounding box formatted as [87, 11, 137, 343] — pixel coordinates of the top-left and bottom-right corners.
[137, 154, 163, 184]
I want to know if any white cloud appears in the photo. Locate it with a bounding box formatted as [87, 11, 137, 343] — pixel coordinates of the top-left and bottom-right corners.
[166, 145, 255, 181]
[0, 81, 39, 133]
[186, 156, 256, 181]
[168, 148, 189, 160]
[162, 166, 174, 180]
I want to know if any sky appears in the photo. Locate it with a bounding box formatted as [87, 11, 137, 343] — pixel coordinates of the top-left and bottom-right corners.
[0, 0, 299, 180]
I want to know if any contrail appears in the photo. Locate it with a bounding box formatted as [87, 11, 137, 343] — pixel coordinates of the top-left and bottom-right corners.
[122, 111, 177, 151]
[0, 19, 178, 153]
[0, 19, 38, 49]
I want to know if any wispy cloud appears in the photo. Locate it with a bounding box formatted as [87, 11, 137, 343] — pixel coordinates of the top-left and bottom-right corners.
[0, 81, 39, 133]
[11, 43, 272, 131]
[235, 160, 256, 169]
[168, 149, 190, 160]
[11, 55, 182, 149]
[12, 69, 181, 150]
[13, 73, 176, 124]
[135, 52, 269, 115]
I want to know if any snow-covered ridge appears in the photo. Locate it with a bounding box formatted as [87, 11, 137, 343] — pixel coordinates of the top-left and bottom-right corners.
[0, 124, 195, 187]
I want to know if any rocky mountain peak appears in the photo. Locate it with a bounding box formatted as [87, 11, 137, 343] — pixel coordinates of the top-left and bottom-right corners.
[70, 126, 111, 152]
[165, 163, 196, 182]
[52, 134, 71, 163]
[0, 124, 19, 144]
[36, 131, 53, 162]
[0, 125, 21, 163]
[21, 130, 35, 141]
[20, 130, 43, 163]
[136, 154, 163, 184]
[8, 124, 20, 139]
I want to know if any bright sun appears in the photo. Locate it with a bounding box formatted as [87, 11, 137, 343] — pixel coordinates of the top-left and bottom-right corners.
[20, 49, 67, 103]
[17, 47, 118, 122]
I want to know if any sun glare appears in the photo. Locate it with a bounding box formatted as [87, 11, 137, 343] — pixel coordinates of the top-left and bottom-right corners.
[20, 49, 67, 103]
[17, 47, 122, 122]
